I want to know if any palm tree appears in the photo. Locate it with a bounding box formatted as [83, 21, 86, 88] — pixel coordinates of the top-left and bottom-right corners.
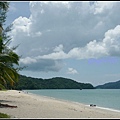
[0, 44, 20, 89]
[0, 1, 20, 89]
[0, 1, 9, 34]
[0, 2, 9, 11]
[0, 1, 20, 109]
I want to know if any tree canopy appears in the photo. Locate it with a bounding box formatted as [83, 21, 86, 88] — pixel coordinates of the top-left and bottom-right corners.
[14, 75, 94, 90]
[0, 1, 20, 89]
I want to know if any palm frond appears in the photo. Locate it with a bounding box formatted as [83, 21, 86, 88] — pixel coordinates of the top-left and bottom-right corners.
[0, 2, 9, 11]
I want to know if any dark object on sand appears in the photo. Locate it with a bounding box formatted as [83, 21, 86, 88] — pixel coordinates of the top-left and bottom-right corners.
[0, 103, 17, 108]
[90, 104, 96, 107]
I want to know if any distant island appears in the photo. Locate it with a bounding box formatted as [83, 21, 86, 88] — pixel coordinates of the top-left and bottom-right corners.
[95, 80, 120, 89]
[7, 75, 120, 90]
[11, 75, 94, 90]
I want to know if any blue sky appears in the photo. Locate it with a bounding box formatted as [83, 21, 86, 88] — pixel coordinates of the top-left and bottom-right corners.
[5, 1, 120, 86]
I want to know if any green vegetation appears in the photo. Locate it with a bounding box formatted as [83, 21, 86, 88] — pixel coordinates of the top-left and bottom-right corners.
[0, 1, 20, 90]
[0, 2, 20, 118]
[0, 112, 10, 118]
[13, 75, 94, 90]
[95, 80, 120, 89]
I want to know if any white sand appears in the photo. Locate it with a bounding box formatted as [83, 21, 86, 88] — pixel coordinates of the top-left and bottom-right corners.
[0, 90, 120, 118]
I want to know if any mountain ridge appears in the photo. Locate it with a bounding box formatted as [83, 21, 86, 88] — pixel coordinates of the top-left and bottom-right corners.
[95, 80, 120, 89]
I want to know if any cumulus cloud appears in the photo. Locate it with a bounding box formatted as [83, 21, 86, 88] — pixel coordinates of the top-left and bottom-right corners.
[20, 58, 64, 72]
[36, 25, 120, 59]
[91, 1, 114, 14]
[67, 68, 78, 74]
[9, 1, 120, 72]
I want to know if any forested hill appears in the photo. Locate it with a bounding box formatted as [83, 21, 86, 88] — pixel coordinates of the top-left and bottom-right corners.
[95, 80, 120, 89]
[13, 75, 94, 90]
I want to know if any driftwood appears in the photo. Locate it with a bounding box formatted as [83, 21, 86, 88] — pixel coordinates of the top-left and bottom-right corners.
[0, 103, 17, 108]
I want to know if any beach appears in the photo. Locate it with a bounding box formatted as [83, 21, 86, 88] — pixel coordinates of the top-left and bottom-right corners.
[0, 90, 120, 118]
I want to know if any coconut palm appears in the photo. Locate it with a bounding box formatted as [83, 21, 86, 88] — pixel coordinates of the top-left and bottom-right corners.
[0, 1, 9, 11]
[0, 46, 19, 89]
[0, 1, 9, 34]
[0, 1, 20, 89]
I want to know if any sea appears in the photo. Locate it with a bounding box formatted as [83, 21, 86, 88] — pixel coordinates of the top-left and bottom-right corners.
[24, 89, 120, 112]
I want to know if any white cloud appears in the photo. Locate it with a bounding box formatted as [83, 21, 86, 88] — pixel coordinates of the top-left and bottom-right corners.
[54, 44, 64, 52]
[11, 16, 31, 39]
[67, 68, 78, 74]
[91, 1, 114, 14]
[9, 1, 120, 72]
[20, 58, 64, 72]
[103, 25, 120, 56]
[20, 57, 37, 64]
[37, 25, 120, 59]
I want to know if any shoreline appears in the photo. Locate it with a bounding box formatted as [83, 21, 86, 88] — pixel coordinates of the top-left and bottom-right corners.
[25, 90, 120, 113]
[26, 90, 120, 113]
[0, 90, 120, 118]
[95, 106, 120, 113]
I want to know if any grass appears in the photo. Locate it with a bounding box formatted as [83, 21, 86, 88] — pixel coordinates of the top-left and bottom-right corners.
[0, 112, 10, 118]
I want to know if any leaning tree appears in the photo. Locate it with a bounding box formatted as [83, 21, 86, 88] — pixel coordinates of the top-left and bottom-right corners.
[0, 1, 20, 90]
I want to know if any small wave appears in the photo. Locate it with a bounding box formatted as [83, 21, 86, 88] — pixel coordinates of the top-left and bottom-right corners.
[86, 104, 120, 112]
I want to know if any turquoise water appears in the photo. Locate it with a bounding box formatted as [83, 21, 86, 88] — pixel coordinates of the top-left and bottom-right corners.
[25, 89, 120, 111]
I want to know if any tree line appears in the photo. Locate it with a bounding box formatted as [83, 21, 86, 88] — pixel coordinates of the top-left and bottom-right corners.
[12, 75, 94, 90]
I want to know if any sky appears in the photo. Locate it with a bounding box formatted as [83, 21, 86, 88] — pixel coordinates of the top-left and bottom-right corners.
[5, 1, 120, 86]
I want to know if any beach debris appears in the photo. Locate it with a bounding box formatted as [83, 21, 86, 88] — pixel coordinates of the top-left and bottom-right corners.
[90, 104, 96, 107]
[0, 103, 17, 108]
